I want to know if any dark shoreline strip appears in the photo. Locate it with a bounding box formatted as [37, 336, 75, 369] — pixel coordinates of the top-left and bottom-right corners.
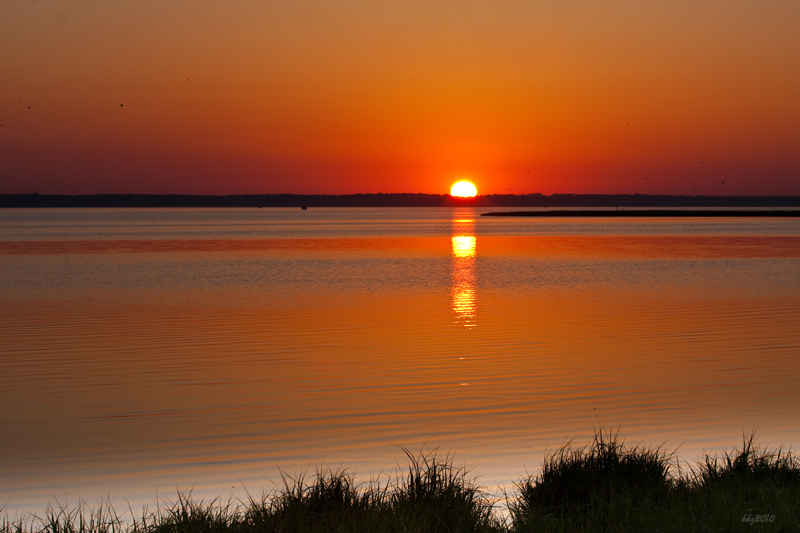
[5, 193, 800, 209]
[481, 210, 800, 217]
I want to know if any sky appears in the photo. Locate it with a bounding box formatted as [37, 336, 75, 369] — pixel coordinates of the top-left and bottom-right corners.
[1, 0, 799, 196]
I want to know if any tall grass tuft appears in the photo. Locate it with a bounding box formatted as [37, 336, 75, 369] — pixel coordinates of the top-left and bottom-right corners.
[672, 433, 800, 532]
[241, 451, 503, 533]
[144, 493, 240, 533]
[691, 432, 800, 489]
[513, 428, 672, 515]
[509, 428, 675, 532]
[509, 429, 800, 532]
[390, 447, 502, 533]
[1, 501, 125, 533]
[243, 466, 391, 532]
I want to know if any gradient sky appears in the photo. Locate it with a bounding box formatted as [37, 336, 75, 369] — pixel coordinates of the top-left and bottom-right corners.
[2, 0, 799, 195]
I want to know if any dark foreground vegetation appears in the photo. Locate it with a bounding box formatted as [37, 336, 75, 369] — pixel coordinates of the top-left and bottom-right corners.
[3, 431, 799, 533]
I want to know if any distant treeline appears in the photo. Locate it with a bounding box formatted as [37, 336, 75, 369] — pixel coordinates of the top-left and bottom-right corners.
[3, 193, 800, 208]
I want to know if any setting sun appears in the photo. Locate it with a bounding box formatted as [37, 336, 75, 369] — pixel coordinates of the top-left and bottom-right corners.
[450, 181, 477, 197]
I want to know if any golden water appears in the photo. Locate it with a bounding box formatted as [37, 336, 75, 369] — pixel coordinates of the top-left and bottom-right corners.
[1, 208, 799, 513]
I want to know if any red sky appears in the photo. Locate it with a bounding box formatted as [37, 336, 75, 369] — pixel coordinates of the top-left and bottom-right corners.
[2, 0, 799, 196]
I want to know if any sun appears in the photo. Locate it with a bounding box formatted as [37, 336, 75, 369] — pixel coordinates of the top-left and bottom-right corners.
[450, 181, 477, 197]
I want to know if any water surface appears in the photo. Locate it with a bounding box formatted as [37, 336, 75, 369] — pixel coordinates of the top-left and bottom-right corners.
[1, 208, 799, 512]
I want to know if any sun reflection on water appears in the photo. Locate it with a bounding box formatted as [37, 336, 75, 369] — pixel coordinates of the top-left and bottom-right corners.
[452, 236, 476, 258]
[451, 219, 476, 327]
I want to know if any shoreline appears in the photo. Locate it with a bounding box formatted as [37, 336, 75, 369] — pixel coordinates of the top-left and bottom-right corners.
[4, 193, 800, 209]
[481, 209, 800, 217]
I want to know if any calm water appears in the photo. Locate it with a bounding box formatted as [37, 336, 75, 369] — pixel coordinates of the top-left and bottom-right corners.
[2, 207, 800, 513]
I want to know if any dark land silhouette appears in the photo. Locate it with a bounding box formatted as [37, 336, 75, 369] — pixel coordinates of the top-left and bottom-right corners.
[482, 209, 800, 217]
[3, 193, 800, 208]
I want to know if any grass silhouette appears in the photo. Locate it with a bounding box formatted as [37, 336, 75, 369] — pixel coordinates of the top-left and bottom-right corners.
[3, 430, 799, 533]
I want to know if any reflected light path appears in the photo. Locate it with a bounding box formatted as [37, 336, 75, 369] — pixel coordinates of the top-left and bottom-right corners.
[3, 208, 800, 514]
[451, 218, 477, 327]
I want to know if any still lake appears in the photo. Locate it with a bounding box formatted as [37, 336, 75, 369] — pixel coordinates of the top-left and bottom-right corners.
[2, 207, 800, 513]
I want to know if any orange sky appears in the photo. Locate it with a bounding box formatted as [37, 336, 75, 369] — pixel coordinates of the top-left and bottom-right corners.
[2, 0, 799, 195]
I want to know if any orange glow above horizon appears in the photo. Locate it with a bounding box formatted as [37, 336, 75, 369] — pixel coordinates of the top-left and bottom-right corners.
[451, 181, 477, 197]
[1, 1, 800, 195]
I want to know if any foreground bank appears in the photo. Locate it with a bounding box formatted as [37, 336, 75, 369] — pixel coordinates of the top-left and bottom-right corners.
[3, 430, 798, 533]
